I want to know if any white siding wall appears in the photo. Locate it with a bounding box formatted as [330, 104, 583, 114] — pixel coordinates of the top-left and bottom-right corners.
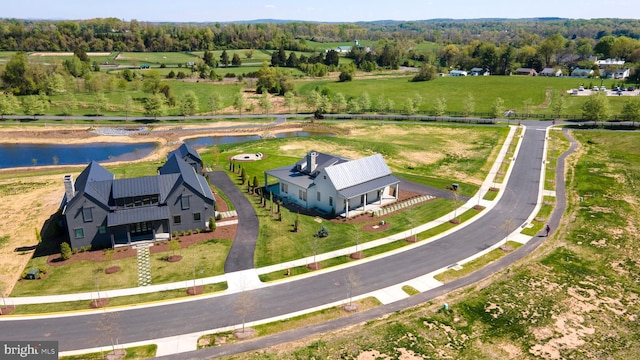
[313, 171, 340, 214]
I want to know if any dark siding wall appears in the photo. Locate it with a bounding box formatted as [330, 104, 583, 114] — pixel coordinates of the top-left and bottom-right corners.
[65, 197, 109, 250]
[166, 184, 214, 233]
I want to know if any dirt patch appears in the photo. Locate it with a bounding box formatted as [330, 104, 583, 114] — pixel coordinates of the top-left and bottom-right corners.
[89, 298, 109, 308]
[167, 255, 183, 262]
[186, 286, 204, 295]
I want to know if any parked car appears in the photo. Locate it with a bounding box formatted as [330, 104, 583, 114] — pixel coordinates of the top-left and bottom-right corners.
[578, 86, 585, 91]
[613, 86, 619, 91]
[621, 87, 627, 91]
[592, 87, 599, 91]
[628, 86, 636, 91]
[600, 86, 607, 91]
[571, 89, 578, 95]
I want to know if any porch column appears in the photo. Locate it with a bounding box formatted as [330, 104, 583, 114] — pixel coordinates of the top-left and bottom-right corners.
[152, 227, 156, 241]
[395, 184, 399, 200]
[379, 190, 383, 205]
[110, 232, 115, 248]
[363, 193, 367, 212]
[264, 173, 268, 190]
[126, 225, 131, 245]
[345, 199, 349, 218]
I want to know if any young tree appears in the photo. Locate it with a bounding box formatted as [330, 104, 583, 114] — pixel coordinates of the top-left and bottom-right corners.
[232, 90, 246, 115]
[332, 92, 347, 113]
[551, 90, 566, 118]
[621, 97, 640, 126]
[208, 216, 216, 232]
[179, 91, 199, 116]
[123, 95, 134, 119]
[208, 93, 223, 115]
[582, 93, 610, 122]
[462, 93, 475, 117]
[283, 91, 296, 113]
[22, 93, 49, 116]
[490, 97, 505, 119]
[144, 93, 167, 119]
[433, 96, 447, 116]
[258, 93, 273, 114]
[0, 93, 20, 118]
[88, 92, 106, 115]
[358, 92, 371, 112]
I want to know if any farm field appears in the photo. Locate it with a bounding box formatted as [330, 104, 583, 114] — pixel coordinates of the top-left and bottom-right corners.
[220, 129, 640, 360]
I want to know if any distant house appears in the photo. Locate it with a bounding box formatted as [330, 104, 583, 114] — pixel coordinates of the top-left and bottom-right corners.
[571, 68, 594, 78]
[540, 67, 563, 77]
[514, 68, 537, 76]
[62, 151, 215, 249]
[264, 151, 400, 218]
[168, 143, 203, 173]
[335, 46, 352, 53]
[470, 67, 490, 76]
[596, 58, 625, 66]
[449, 70, 468, 76]
[612, 68, 631, 79]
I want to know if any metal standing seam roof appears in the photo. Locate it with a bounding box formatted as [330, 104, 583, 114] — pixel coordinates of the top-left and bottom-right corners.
[324, 154, 392, 190]
[169, 143, 202, 163]
[112, 176, 161, 199]
[107, 206, 171, 227]
[160, 154, 214, 201]
[337, 174, 400, 199]
[70, 161, 114, 208]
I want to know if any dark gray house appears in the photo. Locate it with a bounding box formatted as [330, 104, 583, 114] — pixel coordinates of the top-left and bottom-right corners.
[62, 152, 215, 249]
[168, 143, 204, 173]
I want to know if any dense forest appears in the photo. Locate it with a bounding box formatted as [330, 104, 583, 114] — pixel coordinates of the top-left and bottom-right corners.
[1, 17, 640, 52]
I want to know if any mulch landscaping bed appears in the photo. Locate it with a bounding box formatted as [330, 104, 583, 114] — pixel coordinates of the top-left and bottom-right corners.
[0, 306, 16, 315]
[105, 266, 121, 274]
[89, 298, 109, 308]
[186, 286, 204, 295]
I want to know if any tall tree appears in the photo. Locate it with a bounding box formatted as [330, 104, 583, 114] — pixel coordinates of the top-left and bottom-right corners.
[220, 50, 230, 67]
[621, 97, 640, 125]
[231, 53, 242, 66]
[2, 52, 37, 95]
[144, 93, 167, 119]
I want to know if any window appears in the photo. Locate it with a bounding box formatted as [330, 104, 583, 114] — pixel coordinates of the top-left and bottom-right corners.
[82, 207, 93, 222]
[281, 183, 288, 193]
[131, 221, 152, 235]
[181, 195, 190, 210]
[329, 196, 333, 206]
[193, 212, 201, 221]
[174, 215, 182, 224]
[98, 226, 106, 235]
[74, 228, 84, 239]
[317, 192, 321, 201]
[299, 190, 306, 201]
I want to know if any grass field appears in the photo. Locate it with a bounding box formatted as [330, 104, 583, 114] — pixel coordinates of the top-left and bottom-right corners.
[229, 129, 640, 359]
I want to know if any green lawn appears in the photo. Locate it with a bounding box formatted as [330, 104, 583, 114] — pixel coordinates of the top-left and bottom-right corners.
[11, 238, 232, 296]
[60, 345, 156, 360]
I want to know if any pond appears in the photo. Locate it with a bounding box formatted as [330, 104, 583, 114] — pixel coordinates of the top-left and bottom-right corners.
[0, 142, 157, 169]
[0, 131, 335, 169]
[184, 131, 335, 147]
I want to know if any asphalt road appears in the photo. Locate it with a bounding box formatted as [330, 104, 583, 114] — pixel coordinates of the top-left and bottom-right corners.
[0, 122, 551, 354]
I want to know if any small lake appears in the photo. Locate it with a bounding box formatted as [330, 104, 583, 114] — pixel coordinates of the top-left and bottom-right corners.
[184, 131, 335, 147]
[0, 142, 157, 169]
[0, 131, 335, 169]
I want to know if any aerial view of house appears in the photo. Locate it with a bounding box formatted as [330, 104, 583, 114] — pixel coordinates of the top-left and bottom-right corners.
[264, 151, 400, 218]
[62, 146, 215, 249]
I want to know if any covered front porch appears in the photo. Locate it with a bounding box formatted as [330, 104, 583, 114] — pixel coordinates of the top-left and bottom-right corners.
[107, 207, 171, 246]
[339, 180, 400, 218]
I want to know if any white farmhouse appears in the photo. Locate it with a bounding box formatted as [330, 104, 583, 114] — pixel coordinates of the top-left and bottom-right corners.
[264, 151, 400, 218]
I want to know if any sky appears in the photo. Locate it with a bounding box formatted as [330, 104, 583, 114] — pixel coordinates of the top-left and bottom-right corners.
[3, 0, 640, 23]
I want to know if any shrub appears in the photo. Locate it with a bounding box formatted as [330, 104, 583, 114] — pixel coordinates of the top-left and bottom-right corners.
[181, 230, 186, 236]
[187, 229, 193, 236]
[172, 230, 179, 238]
[60, 242, 72, 260]
[216, 213, 222, 220]
[209, 217, 216, 232]
[38, 266, 47, 274]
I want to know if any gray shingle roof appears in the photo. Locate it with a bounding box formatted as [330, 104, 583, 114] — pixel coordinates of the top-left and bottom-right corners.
[107, 206, 171, 227]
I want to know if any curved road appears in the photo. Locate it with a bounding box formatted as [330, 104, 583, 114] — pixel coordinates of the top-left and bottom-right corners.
[0, 121, 555, 355]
